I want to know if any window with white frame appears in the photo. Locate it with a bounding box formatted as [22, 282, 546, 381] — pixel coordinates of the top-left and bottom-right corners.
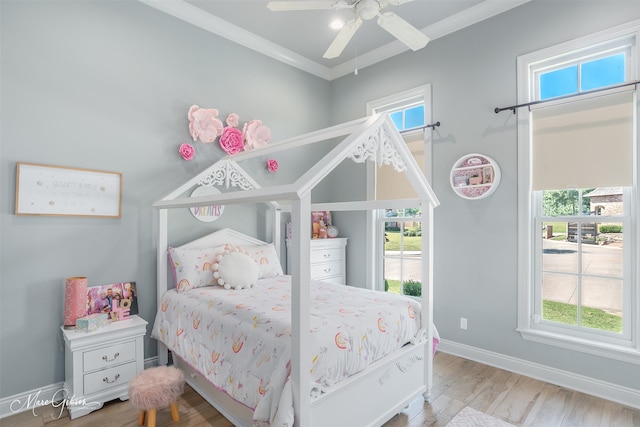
[365, 85, 433, 295]
[516, 20, 639, 363]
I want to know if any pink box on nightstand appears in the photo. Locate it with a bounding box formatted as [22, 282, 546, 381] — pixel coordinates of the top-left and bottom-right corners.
[75, 313, 109, 332]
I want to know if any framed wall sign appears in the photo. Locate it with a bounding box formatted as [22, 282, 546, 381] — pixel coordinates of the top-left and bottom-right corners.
[15, 162, 122, 218]
[189, 185, 224, 222]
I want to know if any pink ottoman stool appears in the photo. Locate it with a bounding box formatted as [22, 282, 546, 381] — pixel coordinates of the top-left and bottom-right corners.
[129, 366, 184, 427]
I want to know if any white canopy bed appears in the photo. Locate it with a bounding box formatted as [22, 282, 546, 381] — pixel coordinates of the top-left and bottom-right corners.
[152, 113, 440, 426]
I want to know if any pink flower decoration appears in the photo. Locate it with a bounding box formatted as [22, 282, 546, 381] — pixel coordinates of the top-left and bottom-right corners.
[219, 127, 244, 155]
[243, 120, 271, 151]
[179, 143, 195, 161]
[225, 113, 240, 128]
[188, 105, 223, 143]
[267, 159, 278, 173]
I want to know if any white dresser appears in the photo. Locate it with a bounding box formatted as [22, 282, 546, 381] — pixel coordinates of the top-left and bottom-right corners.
[287, 238, 347, 284]
[61, 315, 147, 419]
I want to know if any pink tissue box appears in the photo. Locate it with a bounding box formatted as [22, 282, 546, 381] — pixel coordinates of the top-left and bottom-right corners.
[76, 313, 109, 332]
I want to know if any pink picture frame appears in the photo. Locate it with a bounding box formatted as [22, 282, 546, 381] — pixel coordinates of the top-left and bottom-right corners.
[86, 282, 138, 321]
[311, 211, 332, 239]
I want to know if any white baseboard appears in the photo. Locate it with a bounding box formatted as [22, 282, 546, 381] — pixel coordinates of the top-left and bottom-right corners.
[437, 339, 640, 410]
[0, 357, 159, 420]
[0, 381, 65, 420]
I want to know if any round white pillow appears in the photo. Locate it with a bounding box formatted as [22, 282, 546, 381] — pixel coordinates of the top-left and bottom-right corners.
[213, 250, 259, 290]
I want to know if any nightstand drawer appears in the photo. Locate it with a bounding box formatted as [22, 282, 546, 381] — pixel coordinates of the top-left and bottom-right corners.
[310, 248, 343, 264]
[311, 261, 343, 279]
[83, 340, 136, 373]
[83, 361, 137, 395]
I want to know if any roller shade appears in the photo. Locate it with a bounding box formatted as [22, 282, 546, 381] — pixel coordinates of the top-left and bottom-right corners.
[376, 131, 424, 200]
[531, 89, 634, 191]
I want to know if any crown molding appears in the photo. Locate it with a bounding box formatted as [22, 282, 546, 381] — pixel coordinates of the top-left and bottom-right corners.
[137, 0, 332, 80]
[138, 0, 530, 81]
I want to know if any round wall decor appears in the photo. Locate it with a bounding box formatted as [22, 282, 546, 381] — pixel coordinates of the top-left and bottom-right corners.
[189, 185, 224, 222]
[450, 153, 501, 200]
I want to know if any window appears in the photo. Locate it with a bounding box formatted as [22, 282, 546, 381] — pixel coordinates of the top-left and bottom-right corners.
[382, 209, 422, 296]
[389, 104, 426, 131]
[365, 85, 433, 293]
[538, 52, 626, 99]
[517, 21, 639, 363]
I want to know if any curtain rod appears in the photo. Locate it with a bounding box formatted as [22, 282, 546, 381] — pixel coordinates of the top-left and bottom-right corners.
[494, 80, 640, 114]
[400, 121, 441, 133]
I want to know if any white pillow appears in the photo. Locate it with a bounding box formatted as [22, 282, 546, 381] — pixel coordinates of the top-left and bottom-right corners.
[213, 250, 259, 290]
[242, 244, 284, 279]
[168, 245, 226, 292]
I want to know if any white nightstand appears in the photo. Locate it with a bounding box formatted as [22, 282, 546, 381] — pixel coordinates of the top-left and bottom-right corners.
[61, 315, 147, 419]
[287, 238, 348, 284]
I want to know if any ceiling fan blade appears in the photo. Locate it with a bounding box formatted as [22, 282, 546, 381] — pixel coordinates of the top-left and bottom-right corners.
[323, 18, 362, 59]
[267, 1, 346, 11]
[376, 12, 429, 51]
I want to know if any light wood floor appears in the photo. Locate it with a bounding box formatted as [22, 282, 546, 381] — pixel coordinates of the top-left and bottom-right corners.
[2, 352, 638, 426]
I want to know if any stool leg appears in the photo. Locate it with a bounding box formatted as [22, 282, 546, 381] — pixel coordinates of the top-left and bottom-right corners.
[138, 409, 146, 426]
[170, 401, 180, 422]
[147, 408, 157, 427]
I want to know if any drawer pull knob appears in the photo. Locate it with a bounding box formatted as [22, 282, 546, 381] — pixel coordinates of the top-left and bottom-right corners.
[323, 254, 331, 258]
[103, 373, 120, 384]
[324, 268, 331, 273]
[102, 352, 120, 362]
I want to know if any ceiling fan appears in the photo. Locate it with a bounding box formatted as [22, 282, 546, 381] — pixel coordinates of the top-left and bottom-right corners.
[266, 0, 430, 59]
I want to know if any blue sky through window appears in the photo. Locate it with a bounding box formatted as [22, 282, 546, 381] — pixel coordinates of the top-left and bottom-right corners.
[581, 53, 625, 90]
[390, 111, 403, 130]
[539, 53, 626, 100]
[389, 105, 425, 131]
[540, 66, 578, 99]
[404, 105, 424, 129]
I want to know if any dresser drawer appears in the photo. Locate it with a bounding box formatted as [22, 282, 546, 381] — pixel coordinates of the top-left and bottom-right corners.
[310, 248, 344, 264]
[83, 361, 137, 395]
[286, 238, 347, 284]
[314, 274, 344, 285]
[83, 340, 136, 373]
[311, 260, 343, 280]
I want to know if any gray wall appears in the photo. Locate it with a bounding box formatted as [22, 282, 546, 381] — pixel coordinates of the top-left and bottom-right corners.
[0, 0, 330, 398]
[330, 1, 640, 390]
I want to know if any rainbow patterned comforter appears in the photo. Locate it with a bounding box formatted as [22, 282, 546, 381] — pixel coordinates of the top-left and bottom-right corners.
[151, 276, 423, 426]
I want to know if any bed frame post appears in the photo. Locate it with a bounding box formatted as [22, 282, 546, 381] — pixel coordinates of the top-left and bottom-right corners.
[421, 202, 434, 399]
[273, 207, 282, 257]
[290, 194, 312, 426]
[157, 208, 169, 366]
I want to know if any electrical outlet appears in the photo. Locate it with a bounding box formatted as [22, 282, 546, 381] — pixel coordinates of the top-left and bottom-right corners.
[460, 317, 468, 330]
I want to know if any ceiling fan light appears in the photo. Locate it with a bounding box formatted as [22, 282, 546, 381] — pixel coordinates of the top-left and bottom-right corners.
[356, 0, 380, 20]
[329, 19, 345, 30]
[359, 6, 378, 20]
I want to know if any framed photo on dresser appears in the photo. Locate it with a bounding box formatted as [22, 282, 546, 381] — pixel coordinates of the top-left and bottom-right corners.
[86, 282, 138, 321]
[311, 211, 332, 238]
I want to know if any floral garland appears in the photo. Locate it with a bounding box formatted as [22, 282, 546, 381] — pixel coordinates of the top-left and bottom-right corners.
[179, 105, 276, 172]
[178, 143, 195, 161]
[188, 105, 222, 144]
[266, 159, 278, 173]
